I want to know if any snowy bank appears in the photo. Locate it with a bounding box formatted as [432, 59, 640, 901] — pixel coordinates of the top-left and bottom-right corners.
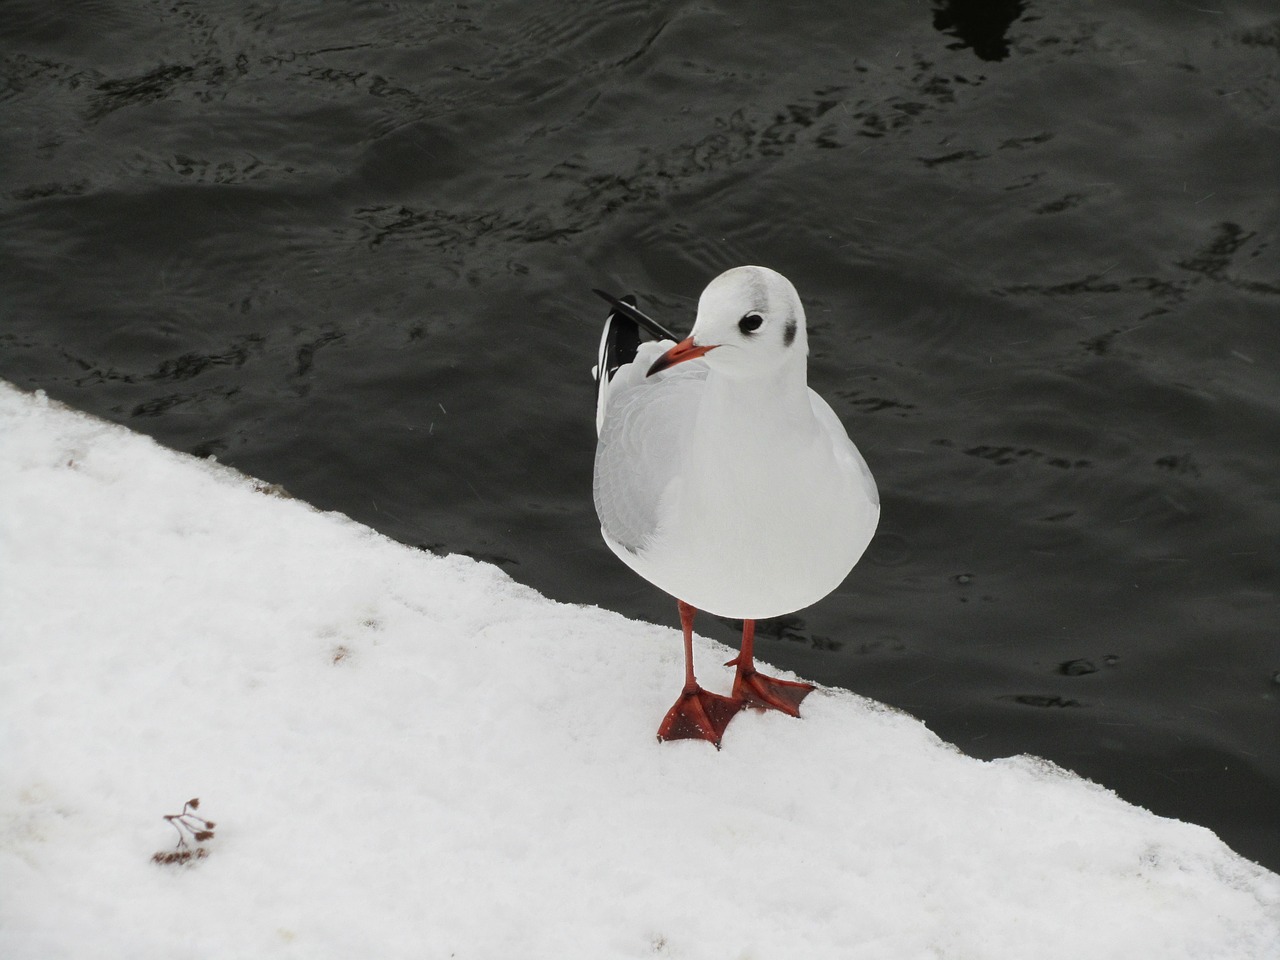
[1, 380, 1278, 960]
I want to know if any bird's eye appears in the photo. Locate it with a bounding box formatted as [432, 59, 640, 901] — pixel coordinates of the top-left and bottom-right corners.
[738, 314, 763, 334]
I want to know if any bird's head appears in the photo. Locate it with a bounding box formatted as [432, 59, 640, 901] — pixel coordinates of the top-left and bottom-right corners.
[647, 266, 808, 379]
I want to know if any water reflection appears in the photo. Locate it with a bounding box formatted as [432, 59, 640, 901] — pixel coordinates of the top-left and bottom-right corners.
[932, 0, 1027, 61]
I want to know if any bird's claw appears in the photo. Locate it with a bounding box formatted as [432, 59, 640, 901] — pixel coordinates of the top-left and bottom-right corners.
[725, 657, 814, 717]
[657, 684, 743, 748]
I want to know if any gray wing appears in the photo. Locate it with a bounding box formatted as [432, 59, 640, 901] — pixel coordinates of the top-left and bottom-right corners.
[809, 389, 879, 507]
[593, 342, 706, 553]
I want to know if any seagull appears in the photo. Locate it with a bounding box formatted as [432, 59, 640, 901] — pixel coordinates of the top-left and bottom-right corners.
[592, 266, 880, 747]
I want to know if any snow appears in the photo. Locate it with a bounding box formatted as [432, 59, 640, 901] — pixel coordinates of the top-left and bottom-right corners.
[1, 379, 1278, 960]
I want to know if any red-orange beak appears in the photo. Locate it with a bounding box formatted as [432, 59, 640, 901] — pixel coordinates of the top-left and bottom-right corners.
[646, 336, 716, 377]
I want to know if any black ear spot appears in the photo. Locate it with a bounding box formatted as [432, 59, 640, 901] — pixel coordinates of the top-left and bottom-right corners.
[738, 314, 763, 334]
[783, 319, 797, 347]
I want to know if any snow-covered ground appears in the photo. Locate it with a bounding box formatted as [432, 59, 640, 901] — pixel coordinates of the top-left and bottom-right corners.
[2, 379, 1277, 959]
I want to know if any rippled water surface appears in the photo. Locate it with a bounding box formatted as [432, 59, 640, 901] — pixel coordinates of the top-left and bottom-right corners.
[3, 1, 1278, 868]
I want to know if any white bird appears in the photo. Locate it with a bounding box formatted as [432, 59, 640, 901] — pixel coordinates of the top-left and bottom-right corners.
[592, 266, 880, 747]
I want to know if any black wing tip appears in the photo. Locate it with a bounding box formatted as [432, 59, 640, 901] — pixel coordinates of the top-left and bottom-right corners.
[592, 288, 636, 309]
[591, 287, 678, 342]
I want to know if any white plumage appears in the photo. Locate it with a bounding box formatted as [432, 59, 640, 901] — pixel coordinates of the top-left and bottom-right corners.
[594, 266, 879, 618]
[591, 265, 880, 745]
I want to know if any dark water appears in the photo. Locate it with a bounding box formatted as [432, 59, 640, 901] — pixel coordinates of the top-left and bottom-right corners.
[3, 1, 1278, 868]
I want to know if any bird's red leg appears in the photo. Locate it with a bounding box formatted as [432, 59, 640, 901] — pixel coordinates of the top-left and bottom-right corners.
[656, 600, 742, 747]
[726, 619, 814, 717]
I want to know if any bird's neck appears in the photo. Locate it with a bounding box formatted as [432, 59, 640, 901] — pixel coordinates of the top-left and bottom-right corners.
[695, 359, 815, 447]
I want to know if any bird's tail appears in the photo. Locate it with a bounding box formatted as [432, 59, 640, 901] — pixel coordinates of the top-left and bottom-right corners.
[591, 289, 678, 436]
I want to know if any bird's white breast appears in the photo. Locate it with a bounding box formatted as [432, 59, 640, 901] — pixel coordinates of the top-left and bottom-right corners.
[596, 358, 878, 619]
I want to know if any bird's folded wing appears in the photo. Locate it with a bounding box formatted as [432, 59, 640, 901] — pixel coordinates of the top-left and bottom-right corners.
[593, 344, 707, 554]
[808, 389, 880, 508]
